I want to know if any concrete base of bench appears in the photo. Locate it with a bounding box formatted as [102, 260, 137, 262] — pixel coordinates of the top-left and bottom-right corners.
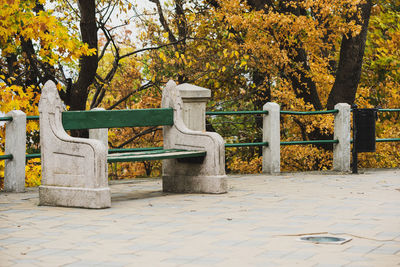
[163, 175, 227, 194]
[39, 186, 111, 209]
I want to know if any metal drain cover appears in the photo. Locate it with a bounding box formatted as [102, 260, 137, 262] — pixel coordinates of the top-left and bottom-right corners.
[299, 236, 351, 245]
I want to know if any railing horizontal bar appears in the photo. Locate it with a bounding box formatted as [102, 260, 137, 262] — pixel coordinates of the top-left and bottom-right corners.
[280, 110, 338, 115]
[378, 109, 400, 112]
[206, 110, 268, 115]
[376, 138, 400, 142]
[225, 142, 268, 148]
[26, 153, 41, 159]
[1, 116, 39, 121]
[27, 116, 39, 120]
[0, 117, 13, 122]
[0, 154, 13, 160]
[108, 147, 163, 154]
[281, 140, 339, 145]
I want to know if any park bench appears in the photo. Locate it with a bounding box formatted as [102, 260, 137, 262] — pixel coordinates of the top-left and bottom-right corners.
[39, 80, 227, 209]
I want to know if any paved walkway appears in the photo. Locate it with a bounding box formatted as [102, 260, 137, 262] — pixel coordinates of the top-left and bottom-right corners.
[1, 169, 400, 267]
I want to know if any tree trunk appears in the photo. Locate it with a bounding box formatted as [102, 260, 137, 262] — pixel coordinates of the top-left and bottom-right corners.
[326, 0, 372, 109]
[66, 0, 98, 111]
[67, 0, 98, 138]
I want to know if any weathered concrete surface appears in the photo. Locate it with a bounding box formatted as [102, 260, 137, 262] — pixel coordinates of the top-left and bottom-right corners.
[162, 81, 227, 193]
[178, 83, 211, 132]
[263, 102, 280, 174]
[1, 169, 399, 266]
[89, 108, 108, 148]
[39, 81, 110, 208]
[4, 110, 26, 192]
[333, 103, 351, 172]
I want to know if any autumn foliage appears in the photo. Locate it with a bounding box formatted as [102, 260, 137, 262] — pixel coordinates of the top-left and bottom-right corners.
[0, 0, 93, 187]
[0, 0, 399, 188]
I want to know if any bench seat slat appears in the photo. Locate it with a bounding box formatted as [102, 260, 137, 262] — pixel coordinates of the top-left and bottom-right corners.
[107, 149, 206, 163]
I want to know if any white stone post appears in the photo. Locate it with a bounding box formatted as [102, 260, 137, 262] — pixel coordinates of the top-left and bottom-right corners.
[262, 103, 280, 174]
[4, 110, 26, 192]
[89, 108, 108, 148]
[178, 84, 211, 131]
[89, 108, 109, 180]
[333, 103, 351, 172]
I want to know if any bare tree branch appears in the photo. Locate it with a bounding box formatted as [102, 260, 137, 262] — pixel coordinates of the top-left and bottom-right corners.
[112, 126, 161, 148]
[120, 38, 185, 60]
[98, 37, 111, 61]
[150, 0, 178, 43]
[63, 0, 81, 18]
[107, 82, 154, 110]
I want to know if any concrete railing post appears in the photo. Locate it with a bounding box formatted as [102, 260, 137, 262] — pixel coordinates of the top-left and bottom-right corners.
[333, 103, 351, 172]
[89, 108, 108, 148]
[263, 103, 280, 174]
[178, 84, 211, 131]
[4, 110, 26, 192]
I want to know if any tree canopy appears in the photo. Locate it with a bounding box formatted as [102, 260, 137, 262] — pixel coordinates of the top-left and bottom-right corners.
[0, 0, 399, 187]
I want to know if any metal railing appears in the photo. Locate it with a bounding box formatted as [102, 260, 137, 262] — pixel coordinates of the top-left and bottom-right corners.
[206, 109, 339, 147]
[280, 110, 338, 115]
[0, 117, 12, 122]
[279, 109, 339, 146]
[206, 110, 268, 115]
[0, 115, 40, 161]
[378, 109, 400, 112]
[206, 110, 269, 148]
[376, 109, 400, 143]
[1, 107, 398, 162]
[206, 108, 399, 146]
[0, 115, 40, 122]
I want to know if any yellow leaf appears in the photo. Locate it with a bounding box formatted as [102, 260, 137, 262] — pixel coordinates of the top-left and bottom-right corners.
[159, 52, 167, 62]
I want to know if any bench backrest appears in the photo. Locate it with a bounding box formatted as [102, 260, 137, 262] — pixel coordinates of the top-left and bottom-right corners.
[62, 108, 174, 130]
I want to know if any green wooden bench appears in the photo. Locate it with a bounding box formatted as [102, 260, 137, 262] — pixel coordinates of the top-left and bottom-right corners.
[62, 108, 207, 163]
[39, 80, 227, 209]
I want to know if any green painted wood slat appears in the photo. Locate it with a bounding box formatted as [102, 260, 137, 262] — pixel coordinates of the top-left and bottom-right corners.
[107, 149, 206, 163]
[62, 108, 174, 130]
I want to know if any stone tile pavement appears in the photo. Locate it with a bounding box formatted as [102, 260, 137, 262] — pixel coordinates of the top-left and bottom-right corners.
[1, 169, 399, 267]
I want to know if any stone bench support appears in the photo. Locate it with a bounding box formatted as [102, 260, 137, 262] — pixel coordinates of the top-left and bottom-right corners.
[162, 81, 227, 193]
[39, 82, 110, 209]
[4, 110, 26, 192]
